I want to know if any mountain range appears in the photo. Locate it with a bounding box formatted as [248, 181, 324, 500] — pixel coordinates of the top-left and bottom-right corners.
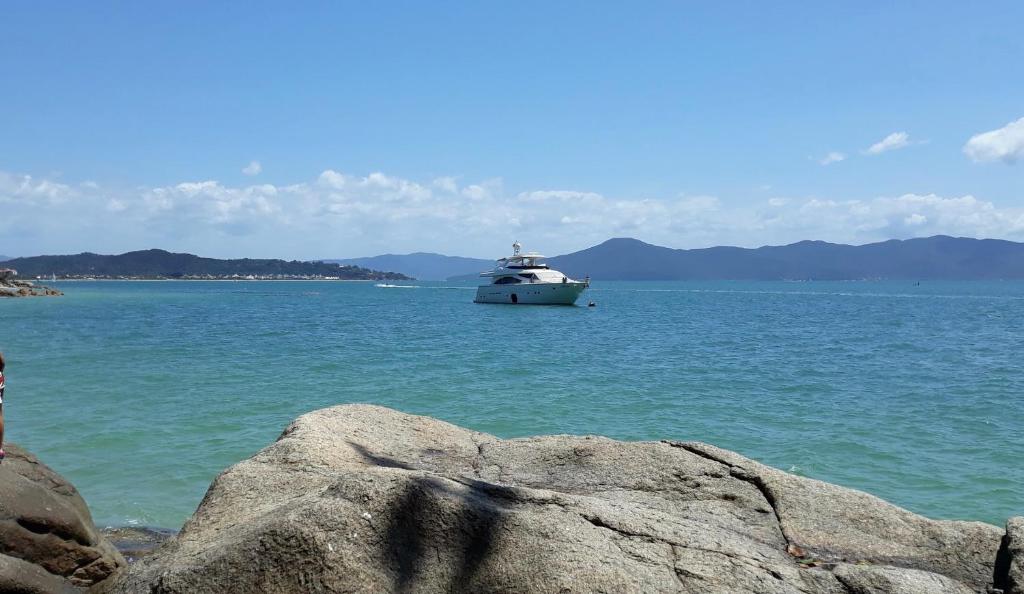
[366, 236, 1024, 281]
[4, 236, 1022, 281]
[3, 249, 409, 280]
[546, 236, 1024, 280]
[327, 253, 491, 281]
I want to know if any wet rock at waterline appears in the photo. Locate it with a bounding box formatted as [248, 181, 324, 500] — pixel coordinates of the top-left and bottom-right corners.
[0, 279, 62, 297]
[100, 527, 176, 564]
[0, 444, 124, 593]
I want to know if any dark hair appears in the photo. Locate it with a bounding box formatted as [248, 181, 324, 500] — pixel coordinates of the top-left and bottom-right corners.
[0, 352, 5, 372]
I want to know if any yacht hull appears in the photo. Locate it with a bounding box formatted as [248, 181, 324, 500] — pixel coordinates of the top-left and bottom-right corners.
[474, 282, 587, 305]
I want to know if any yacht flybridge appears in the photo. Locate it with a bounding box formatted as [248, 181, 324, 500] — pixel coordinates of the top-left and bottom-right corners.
[474, 242, 589, 305]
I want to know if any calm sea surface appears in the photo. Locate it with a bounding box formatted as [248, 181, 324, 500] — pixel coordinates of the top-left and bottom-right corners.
[1, 280, 1021, 528]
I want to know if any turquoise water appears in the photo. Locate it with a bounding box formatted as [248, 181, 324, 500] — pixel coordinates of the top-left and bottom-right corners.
[1, 280, 1021, 528]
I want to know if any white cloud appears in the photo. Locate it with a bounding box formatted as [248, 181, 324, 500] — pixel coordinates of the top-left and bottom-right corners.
[517, 190, 603, 204]
[461, 185, 489, 200]
[318, 169, 347, 189]
[460, 178, 502, 201]
[2, 168, 1023, 258]
[904, 213, 927, 226]
[963, 117, 1024, 164]
[865, 132, 911, 155]
[818, 152, 846, 166]
[0, 171, 76, 205]
[432, 176, 458, 193]
[770, 193, 1024, 242]
[242, 161, 262, 176]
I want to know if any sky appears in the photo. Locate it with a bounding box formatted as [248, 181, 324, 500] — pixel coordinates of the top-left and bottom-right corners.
[1, 2, 1023, 259]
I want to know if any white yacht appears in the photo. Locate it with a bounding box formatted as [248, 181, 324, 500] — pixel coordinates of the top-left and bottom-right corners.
[474, 243, 589, 305]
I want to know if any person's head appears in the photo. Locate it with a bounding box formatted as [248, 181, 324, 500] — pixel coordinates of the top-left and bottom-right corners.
[0, 352, 5, 372]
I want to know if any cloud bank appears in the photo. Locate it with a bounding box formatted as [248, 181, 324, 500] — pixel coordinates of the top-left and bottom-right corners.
[1, 169, 1022, 259]
[963, 117, 1024, 164]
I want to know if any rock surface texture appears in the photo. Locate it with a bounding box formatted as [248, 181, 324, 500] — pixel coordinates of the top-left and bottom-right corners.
[0, 278, 62, 297]
[0, 444, 124, 593]
[100, 527, 176, 564]
[997, 517, 1024, 594]
[98, 405, 1006, 593]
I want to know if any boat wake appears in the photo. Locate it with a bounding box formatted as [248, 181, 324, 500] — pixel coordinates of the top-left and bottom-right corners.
[375, 283, 420, 289]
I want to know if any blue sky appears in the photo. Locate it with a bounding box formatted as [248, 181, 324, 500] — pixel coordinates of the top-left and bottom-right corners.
[2, 2, 1022, 259]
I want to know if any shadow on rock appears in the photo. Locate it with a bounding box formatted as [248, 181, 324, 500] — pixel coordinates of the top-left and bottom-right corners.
[346, 441, 416, 471]
[382, 476, 501, 593]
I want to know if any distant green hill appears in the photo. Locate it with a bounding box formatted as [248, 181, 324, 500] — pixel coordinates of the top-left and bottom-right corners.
[4, 249, 410, 280]
[328, 252, 491, 281]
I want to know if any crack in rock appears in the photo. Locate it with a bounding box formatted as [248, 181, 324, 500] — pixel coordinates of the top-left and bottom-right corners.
[664, 442, 793, 547]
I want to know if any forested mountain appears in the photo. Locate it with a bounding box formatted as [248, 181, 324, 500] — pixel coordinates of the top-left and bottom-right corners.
[4, 249, 409, 280]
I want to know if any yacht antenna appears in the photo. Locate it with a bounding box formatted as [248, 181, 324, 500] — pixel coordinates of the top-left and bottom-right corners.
[512, 241, 521, 256]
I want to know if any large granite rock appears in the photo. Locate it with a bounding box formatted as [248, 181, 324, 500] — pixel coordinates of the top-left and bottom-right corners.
[97, 405, 1005, 593]
[996, 517, 1024, 594]
[0, 444, 124, 593]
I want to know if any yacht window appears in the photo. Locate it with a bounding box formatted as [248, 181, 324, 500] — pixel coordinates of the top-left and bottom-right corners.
[518, 273, 538, 280]
[494, 276, 521, 284]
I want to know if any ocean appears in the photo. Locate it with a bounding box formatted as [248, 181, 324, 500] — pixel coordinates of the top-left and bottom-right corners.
[1, 280, 1021, 529]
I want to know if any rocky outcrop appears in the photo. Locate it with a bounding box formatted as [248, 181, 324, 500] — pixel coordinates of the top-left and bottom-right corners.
[0, 273, 62, 297]
[996, 517, 1024, 594]
[0, 444, 125, 593]
[100, 527, 175, 563]
[97, 405, 1006, 593]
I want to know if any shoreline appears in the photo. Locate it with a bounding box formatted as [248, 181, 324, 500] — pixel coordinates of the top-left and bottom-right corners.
[43, 277, 391, 282]
[100, 526, 177, 563]
[0, 279, 63, 297]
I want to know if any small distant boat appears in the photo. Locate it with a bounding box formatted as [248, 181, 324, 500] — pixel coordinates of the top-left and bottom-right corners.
[375, 283, 418, 288]
[474, 242, 589, 305]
